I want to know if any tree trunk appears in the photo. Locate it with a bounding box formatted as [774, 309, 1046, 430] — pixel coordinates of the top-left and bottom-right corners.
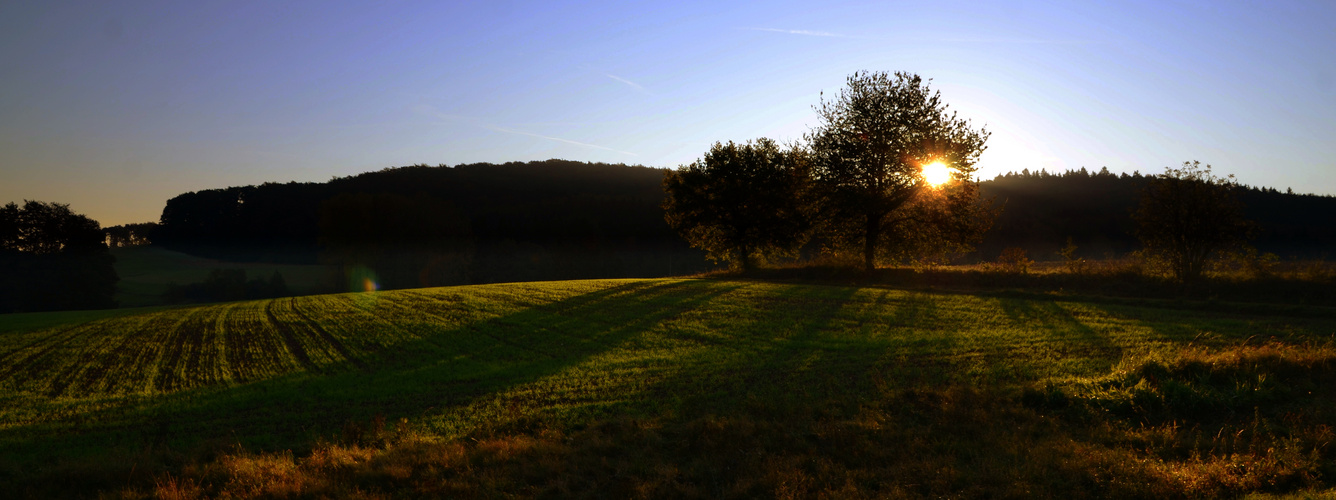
[863, 212, 880, 273]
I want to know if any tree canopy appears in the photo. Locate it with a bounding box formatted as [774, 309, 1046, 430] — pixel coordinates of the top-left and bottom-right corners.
[809, 71, 991, 271]
[663, 139, 812, 271]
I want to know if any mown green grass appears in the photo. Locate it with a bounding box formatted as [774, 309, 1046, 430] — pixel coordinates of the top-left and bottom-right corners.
[2, 278, 1335, 498]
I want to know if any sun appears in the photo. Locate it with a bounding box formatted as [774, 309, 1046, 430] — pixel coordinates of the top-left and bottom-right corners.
[921, 161, 952, 187]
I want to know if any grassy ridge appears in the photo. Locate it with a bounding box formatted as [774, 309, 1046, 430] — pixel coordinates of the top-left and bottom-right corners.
[2, 278, 1335, 497]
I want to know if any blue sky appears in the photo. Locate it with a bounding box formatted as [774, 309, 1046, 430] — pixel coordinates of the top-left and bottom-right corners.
[2, 0, 1333, 225]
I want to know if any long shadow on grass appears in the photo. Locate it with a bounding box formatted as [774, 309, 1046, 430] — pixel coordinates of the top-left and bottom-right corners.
[995, 298, 1123, 379]
[540, 286, 1227, 498]
[659, 283, 865, 416]
[632, 285, 956, 418]
[0, 279, 742, 464]
[1082, 300, 1336, 349]
[544, 284, 1040, 497]
[617, 286, 1188, 426]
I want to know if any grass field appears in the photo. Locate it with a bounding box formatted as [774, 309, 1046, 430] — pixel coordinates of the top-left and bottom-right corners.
[111, 246, 335, 307]
[2, 278, 1335, 498]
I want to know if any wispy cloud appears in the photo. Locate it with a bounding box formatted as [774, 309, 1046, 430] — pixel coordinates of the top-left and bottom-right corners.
[605, 74, 653, 96]
[486, 126, 638, 157]
[410, 104, 637, 157]
[742, 28, 1091, 45]
[933, 37, 1094, 45]
[743, 27, 850, 38]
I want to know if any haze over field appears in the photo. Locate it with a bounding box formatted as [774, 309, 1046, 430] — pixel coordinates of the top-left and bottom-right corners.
[2, 1, 1334, 226]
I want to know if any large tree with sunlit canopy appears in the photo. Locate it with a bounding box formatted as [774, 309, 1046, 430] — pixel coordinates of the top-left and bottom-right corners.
[809, 71, 992, 272]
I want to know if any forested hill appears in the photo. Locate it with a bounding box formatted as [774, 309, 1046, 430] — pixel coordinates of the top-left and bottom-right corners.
[978, 168, 1336, 259]
[155, 161, 1336, 282]
[155, 160, 708, 287]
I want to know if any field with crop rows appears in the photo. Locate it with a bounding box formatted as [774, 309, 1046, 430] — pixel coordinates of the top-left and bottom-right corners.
[3, 278, 1336, 498]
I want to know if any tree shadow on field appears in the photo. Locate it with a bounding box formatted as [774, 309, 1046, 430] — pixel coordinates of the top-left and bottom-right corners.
[658, 283, 863, 414]
[527, 284, 1058, 498]
[616, 286, 1160, 429]
[996, 298, 1123, 375]
[998, 299, 1109, 342]
[1085, 299, 1336, 353]
[505, 288, 1286, 498]
[0, 279, 743, 464]
[637, 285, 958, 420]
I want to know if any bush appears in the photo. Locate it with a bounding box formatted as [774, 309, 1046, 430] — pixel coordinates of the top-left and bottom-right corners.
[1059, 237, 1088, 275]
[996, 247, 1032, 274]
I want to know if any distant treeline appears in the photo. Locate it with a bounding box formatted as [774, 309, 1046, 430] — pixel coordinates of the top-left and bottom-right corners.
[154, 160, 711, 289]
[103, 222, 158, 248]
[153, 161, 1336, 288]
[978, 168, 1336, 260]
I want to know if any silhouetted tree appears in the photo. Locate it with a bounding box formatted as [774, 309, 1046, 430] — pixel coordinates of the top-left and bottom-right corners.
[663, 139, 813, 271]
[809, 71, 990, 271]
[0, 201, 117, 312]
[0, 203, 18, 247]
[103, 222, 158, 247]
[1133, 161, 1255, 283]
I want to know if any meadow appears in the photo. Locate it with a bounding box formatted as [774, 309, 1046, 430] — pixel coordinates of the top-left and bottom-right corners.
[2, 278, 1336, 498]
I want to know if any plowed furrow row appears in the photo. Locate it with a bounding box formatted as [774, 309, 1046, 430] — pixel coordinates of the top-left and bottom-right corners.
[286, 297, 367, 369]
[264, 299, 320, 372]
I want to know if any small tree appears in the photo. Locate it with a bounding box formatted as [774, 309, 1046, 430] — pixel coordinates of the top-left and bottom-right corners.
[1059, 237, 1087, 274]
[1132, 161, 1254, 283]
[809, 71, 990, 272]
[663, 138, 812, 271]
[996, 247, 1033, 274]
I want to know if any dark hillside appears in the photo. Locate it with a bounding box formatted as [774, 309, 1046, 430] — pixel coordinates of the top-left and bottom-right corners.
[328, 160, 671, 244]
[154, 161, 1335, 284]
[978, 168, 1336, 260]
[1237, 188, 1336, 257]
[155, 160, 710, 288]
[978, 168, 1148, 259]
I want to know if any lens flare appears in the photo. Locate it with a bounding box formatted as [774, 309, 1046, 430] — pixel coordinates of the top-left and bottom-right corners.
[346, 266, 380, 294]
[922, 161, 952, 187]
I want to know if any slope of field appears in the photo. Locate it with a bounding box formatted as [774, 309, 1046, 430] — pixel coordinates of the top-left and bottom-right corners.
[2, 278, 1335, 497]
